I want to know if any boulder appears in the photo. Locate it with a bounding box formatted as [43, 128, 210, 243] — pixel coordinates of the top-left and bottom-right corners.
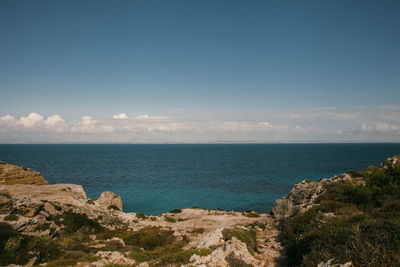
[95, 191, 122, 211]
[93, 251, 135, 266]
[0, 162, 47, 185]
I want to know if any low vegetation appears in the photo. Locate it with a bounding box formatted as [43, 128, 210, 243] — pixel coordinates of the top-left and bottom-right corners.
[165, 216, 176, 223]
[169, 208, 182, 213]
[4, 213, 18, 221]
[222, 227, 258, 255]
[0, 222, 62, 266]
[225, 253, 254, 267]
[280, 160, 400, 266]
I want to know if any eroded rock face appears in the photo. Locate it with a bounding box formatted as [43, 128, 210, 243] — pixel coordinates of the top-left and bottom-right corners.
[272, 173, 366, 220]
[95, 191, 122, 211]
[0, 161, 47, 185]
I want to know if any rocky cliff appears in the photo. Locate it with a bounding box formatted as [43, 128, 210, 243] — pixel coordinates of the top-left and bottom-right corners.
[0, 161, 48, 185]
[272, 156, 400, 220]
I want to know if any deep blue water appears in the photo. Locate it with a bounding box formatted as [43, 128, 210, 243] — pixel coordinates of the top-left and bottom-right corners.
[0, 144, 399, 215]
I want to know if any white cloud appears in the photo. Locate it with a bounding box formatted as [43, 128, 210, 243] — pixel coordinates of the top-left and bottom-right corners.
[1, 106, 400, 143]
[136, 114, 149, 120]
[17, 112, 44, 128]
[44, 115, 65, 126]
[135, 114, 170, 120]
[81, 116, 96, 125]
[0, 114, 16, 122]
[112, 113, 128, 119]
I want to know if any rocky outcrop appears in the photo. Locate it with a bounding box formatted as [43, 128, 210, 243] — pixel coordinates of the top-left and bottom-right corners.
[0, 161, 47, 185]
[188, 237, 258, 266]
[272, 173, 365, 220]
[272, 156, 400, 220]
[95, 191, 122, 211]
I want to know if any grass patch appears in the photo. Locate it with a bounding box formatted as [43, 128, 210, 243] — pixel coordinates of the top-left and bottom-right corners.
[78, 254, 101, 262]
[129, 246, 213, 265]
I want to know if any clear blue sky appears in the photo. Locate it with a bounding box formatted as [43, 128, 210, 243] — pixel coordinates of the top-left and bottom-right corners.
[0, 0, 399, 143]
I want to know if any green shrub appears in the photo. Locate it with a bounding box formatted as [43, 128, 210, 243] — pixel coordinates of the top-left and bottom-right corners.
[243, 210, 260, 218]
[225, 253, 254, 267]
[190, 228, 205, 234]
[107, 205, 121, 211]
[4, 213, 18, 221]
[136, 213, 147, 219]
[222, 227, 257, 254]
[124, 226, 175, 250]
[0, 222, 62, 266]
[129, 245, 212, 265]
[280, 159, 400, 266]
[62, 212, 103, 234]
[165, 216, 176, 223]
[169, 208, 182, 213]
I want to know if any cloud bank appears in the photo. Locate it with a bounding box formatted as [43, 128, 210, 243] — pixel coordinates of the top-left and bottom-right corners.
[0, 106, 399, 143]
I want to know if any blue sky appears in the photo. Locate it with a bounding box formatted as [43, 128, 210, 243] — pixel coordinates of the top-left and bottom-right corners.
[0, 0, 400, 143]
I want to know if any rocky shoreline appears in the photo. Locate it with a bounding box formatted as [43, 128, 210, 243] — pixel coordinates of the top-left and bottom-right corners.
[1, 156, 399, 266]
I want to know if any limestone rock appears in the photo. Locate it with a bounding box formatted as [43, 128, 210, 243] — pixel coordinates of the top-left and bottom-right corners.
[105, 237, 125, 247]
[189, 237, 257, 267]
[93, 251, 135, 266]
[0, 184, 87, 207]
[272, 173, 365, 220]
[95, 191, 122, 211]
[0, 162, 47, 185]
[318, 259, 353, 267]
[197, 227, 224, 249]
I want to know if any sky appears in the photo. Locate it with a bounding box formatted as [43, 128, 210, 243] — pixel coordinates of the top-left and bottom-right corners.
[0, 0, 399, 143]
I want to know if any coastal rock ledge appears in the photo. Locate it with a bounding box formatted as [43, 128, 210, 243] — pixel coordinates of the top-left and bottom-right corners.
[0, 161, 47, 185]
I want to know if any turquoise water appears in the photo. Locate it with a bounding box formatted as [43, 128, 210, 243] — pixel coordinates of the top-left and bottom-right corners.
[0, 144, 399, 215]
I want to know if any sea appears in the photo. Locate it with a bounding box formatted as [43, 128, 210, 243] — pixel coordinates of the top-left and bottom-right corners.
[0, 143, 399, 215]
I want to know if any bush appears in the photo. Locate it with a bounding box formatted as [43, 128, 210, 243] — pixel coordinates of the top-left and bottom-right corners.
[129, 245, 213, 265]
[222, 227, 258, 254]
[280, 159, 400, 266]
[62, 212, 103, 234]
[190, 228, 205, 234]
[165, 216, 176, 223]
[107, 205, 120, 211]
[243, 210, 260, 218]
[225, 253, 254, 267]
[124, 226, 175, 250]
[169, 208, 182, 213]
[0, 222, 62, 266]
[4, 214, 18, 221]
[136, 213, 147, 219]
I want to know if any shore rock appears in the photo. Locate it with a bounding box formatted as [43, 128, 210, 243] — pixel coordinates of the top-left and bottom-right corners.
[0, 161, 47, 185]
[272, 173, 365, 220]
[95, 191, 122, 211]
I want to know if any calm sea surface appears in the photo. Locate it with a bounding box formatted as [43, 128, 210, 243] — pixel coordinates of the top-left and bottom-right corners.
[0, 144, 399, 215]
